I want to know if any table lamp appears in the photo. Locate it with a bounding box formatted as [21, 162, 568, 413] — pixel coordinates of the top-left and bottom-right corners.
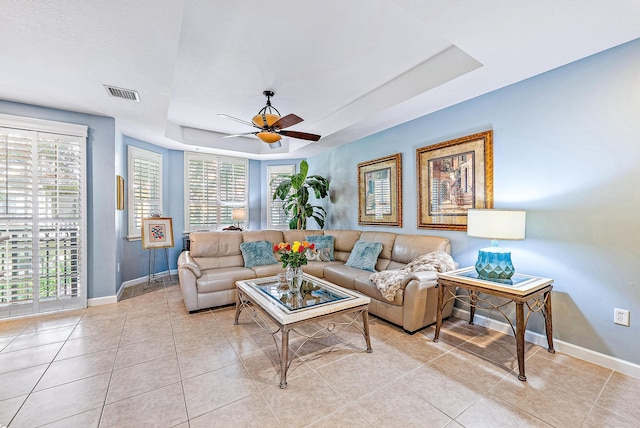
[232, 208, 246, 229]
[467, 209, 526, 280]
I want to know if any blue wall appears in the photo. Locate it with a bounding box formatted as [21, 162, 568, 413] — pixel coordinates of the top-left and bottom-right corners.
[310, 38, 640, 364]
[119, 137, 180, 281]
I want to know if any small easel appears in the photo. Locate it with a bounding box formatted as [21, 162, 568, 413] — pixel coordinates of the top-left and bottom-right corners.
[146, 247, 172, 289]
[141, 216, 175, 289]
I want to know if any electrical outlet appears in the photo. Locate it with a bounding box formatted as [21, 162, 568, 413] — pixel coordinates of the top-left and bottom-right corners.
[614, 308, 630, 326]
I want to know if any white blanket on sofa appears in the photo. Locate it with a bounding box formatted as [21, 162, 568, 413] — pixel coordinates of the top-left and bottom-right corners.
[369, 251, 456, 301]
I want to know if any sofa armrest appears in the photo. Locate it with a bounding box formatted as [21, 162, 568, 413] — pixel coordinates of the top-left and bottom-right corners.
[178, 251, 201, 312]
[178, 251, 202, 278]
[399, 271, 438, 290]
[402, 272, 454, 333]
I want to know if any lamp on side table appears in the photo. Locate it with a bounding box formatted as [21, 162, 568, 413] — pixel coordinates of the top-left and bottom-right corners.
[467, 209, 526, 280]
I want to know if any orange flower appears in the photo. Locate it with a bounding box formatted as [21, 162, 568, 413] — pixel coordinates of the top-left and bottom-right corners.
[274, 241, 311, 268]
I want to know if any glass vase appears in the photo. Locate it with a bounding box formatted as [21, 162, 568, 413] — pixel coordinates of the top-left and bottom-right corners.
[285, 266, 303, 292]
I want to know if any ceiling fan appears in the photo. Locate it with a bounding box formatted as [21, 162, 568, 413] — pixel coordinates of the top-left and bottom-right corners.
[218, 90, 321, 148]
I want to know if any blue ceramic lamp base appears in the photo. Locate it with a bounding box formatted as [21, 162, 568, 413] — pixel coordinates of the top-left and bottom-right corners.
[475, 240, 515, 280]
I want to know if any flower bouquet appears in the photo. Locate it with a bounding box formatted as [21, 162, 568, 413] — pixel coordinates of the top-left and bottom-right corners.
[274, 241, 315, 291]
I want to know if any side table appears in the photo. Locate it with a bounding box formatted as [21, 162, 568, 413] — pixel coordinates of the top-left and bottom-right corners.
[433, 267, 554, 381]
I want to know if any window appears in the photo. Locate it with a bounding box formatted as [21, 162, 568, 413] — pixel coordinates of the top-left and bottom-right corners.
[184, 153, 248, 231]
[267, 164, 295, 229]
[127, 146, 162, 239]
[0, 113, 87, 317]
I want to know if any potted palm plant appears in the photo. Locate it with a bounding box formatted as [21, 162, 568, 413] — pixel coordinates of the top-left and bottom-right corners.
[272, 160, 330, 229]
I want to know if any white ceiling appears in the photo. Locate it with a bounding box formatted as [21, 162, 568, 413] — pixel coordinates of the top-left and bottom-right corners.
[1, 1, 639, 160]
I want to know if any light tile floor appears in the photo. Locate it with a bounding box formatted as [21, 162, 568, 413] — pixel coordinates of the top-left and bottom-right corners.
[1, 280, 639, 427]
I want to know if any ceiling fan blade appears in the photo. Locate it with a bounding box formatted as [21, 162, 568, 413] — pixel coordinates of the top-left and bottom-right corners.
[218, 114, 260, 129]
[280, 130, 321, 141]
[271, 113, 303, 130]
[222, 132, 257, 138]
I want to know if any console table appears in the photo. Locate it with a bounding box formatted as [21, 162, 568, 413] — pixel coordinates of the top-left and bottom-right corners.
[433, 267, 554, 381]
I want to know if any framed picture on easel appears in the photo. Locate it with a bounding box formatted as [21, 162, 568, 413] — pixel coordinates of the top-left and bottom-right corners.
[141, 217, 174, 249]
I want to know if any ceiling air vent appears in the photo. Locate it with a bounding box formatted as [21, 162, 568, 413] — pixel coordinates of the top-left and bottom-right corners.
[103, 85, 140, 102]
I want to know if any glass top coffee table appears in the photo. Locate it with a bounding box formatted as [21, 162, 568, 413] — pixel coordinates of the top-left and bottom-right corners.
[234, 273, 372, 388]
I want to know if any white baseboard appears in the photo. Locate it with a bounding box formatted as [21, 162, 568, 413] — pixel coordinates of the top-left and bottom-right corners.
[86, 269, 177, 307]
[451, 307, 640, 379]
[87, 295, 118, 306]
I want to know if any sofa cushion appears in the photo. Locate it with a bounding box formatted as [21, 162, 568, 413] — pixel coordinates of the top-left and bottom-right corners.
[189, 231, 243, 258]
[241, 230, 284, 246]
[251, 263, 285, 277]
[306, 235, 335, 261]
[196, 267, 256, 294]
[189, 231, 245, 270]
[345, 241, 383, 272]
[354, 275, 404, 306]
[240, 240, 278, 268]
[359, 231, 397, 260]
[283, 229, 323, 243]
[389, 234, 451, 267]
[303, 260, 343, 278]
[325, 230, 361, 262]
[323, 264, 370, 289]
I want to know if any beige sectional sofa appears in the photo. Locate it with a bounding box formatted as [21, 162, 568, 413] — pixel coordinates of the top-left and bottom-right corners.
[177, 229, 455, 333]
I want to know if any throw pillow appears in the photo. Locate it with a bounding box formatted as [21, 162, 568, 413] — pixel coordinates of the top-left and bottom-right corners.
[240, 240, 278, 269]
[345, 240, 383, 272]
[306, 235, 335, 261]
[317, 248, 332, 262]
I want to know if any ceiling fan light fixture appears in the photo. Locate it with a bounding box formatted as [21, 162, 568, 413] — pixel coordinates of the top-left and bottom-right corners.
[219, 89, 321, 146]
[256, 131, 281, 144]
[252, 113, 280, 128]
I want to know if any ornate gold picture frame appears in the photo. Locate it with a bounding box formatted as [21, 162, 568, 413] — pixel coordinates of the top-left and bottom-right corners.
[358, 153, 402, 227]
[417, 131, 493, 230]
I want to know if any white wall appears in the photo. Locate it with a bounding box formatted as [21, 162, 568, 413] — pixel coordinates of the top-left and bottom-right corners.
[310, 38, 640, 365]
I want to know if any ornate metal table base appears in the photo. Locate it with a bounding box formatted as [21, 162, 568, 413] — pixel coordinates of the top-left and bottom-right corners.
[234, 287, 372, 388]
[433, 269, 554, 382]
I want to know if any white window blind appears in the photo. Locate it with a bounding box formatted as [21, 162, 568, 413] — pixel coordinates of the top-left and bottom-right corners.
[267, 164, 295, 229]
[0, 114, 87, 317]
[184, 153, 248, 231]
[127, 146, 162, 239]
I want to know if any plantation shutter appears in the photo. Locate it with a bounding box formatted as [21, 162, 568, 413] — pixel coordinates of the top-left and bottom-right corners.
[186, 155, 217, 229]
[0, 114, 87, 318]
[184, 153, 248, 231]
[267, 165, 295, 229]
[0, 129, 35, 308]
[219, 159, 247, 226]
[127, 146, 162, 238]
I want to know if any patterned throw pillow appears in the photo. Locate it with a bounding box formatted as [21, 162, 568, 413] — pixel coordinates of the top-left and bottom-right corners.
[239, 240, 278, 268]
[317, 248, 332, 262]
[345, 241, 383, 272]
[306, 235, 335, 261]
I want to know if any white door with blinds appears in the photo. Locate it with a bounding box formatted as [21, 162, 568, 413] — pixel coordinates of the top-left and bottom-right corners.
[0, 115, 87, 319]
[184, 153, 248, 231]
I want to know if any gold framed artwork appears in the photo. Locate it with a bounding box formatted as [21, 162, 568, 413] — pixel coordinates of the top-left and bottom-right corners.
[417, 131, 493, 230]
[358, 153, 402, 227]
[141, 217, 175, 249]
[116, 175, 125, 210]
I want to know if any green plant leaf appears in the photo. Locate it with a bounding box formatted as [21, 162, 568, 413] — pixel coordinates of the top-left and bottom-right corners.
[270, 160, 329, 230]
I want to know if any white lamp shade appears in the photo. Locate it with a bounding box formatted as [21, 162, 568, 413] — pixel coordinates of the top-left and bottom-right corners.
[232, 208, 246, 221]
[467, 209, 526, 240]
